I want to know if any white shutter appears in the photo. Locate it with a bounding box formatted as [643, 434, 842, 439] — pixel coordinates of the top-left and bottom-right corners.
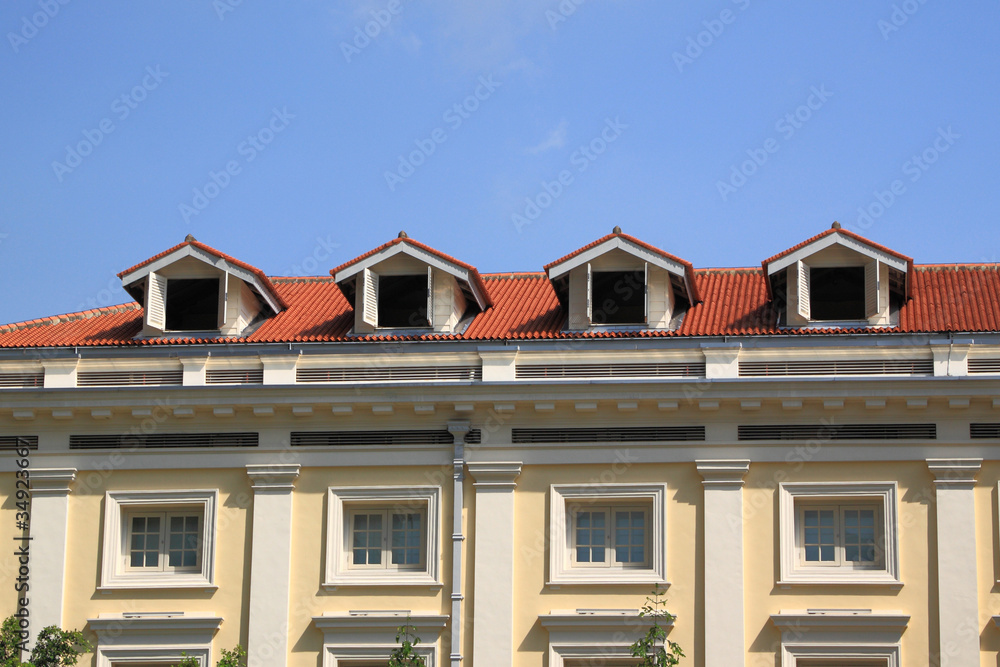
[643, 262, 649, 324]
[865, 260, 881, 318]
[586, 263, 593, 323]
[217, 272, 229, 328]
[426, 266, 434, 328]
[147, 272, 167, 330]
[361, 268, 378, 327]
[796, 260, 811, 319]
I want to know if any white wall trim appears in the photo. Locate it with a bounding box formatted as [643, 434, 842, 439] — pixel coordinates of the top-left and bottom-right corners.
[89, 612, 222, 667]
[547, 483, 668, 586]
[313, 613, 446, 667]
[777, 482, 900, 585]
[771, 610, 907, 667]
[26, 468, 76, 648]
[324, 486, 442, 587]
[99, 489, 218, 590]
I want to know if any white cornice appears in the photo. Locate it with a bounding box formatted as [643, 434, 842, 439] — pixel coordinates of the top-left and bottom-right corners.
[771, 610, 908, 632]
[466, 462, 522, 488]
[927, 458, 981, 485]
[696, 460, 750, 487]
[766, 232, 908, 275]
[246, 463, 300, 490]
[88, 613, 223, 635]
[28, 468, 76, 494]
[545, 236, 687, 280]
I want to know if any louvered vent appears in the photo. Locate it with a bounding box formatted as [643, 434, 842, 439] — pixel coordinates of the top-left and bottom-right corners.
[0, 373, 43, 388]
[464, 429, 482, 444]
[206, 369, 264, 385]
[69, 432, 258, 449]
[291, 430, 454, 446]
[297, 366, 481, 383]
[516, 362, 705, 380]
[739, 359, 933, 377]
[738, 423, 936, 441]
[969, 359, 1000, 374]
[970, 423, 1000, 439]
[0, 436, 38, 451]
[77, 370, 183, 387]
[511, 426, 705, 444]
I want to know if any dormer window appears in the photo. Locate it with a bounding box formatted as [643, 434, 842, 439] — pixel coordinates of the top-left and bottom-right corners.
[119, 235, 285, 338]
[764, 224, 912, 329]
[334, 233, 492, 335]
[590, 269, 645, 325]
[165, 278, 221, 331]
[545, 228, 700, 332]
[807, 266, 865, 321]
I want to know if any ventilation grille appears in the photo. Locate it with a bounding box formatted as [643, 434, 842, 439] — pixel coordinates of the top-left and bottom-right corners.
[0, 373, 43, 388]
[516, 362, 705, 380]
[739, 359, 933, 377]
[464, 429, 482, 445]
[0, 436, 38, 451]
[296, 366, 482, 383]
[969, 359, 1000, 374]
[291, 430, 454, 446]
[206, 369, 264, 385]
[77, 370, 183, 387]
[738, 423, 936, 441]
[970, 423, 1000, 439]
[69, 432, 258, 449]
[511, 426, 705, 444]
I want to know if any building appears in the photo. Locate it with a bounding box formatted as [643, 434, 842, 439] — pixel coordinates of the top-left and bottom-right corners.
[1, 224, 999, 667]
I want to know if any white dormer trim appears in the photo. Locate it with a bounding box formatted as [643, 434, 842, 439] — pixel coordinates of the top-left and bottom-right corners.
[120, 244, 282, 315]
[766, 231, 908, 276]
[335, 242, 489, 310]
[547, 236, 688, 282]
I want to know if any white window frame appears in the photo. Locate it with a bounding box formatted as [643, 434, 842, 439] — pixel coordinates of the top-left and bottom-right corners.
[325, 486, 441, 587]
[782, 645, 898, 667]
[568, 504, 651, 570]
[100, 490, 218, 589]
[778, 482, 899, 585]
[314, 612, 445, 667]
[123, 509, 204, 574]
[549, 484, 667, 586]
[345, 506, 428, 571]
[89, 612, 222, 667]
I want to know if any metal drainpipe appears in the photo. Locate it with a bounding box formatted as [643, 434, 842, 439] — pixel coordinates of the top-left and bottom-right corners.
[447, 421, 470, 667]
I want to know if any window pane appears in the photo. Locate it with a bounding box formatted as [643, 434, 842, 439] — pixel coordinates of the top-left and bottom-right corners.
[129, 515, 162, 570]
[574, 511, 607, 563]
[351, 513, 383, 565]
[613, 511, 645, 564]
[166, 514, 201, 570]
[390, 513, 422, 566]
[843, 508, 878, 563]
[802, 509, 836, 562]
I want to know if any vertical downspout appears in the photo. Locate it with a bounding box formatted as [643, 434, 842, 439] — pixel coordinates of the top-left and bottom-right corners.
[447, 421, 470, 667]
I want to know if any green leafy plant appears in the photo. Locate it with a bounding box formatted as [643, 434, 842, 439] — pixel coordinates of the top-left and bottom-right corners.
[388, 618, 425, 667]
[629, 585, 684, 667]
[0, 617, 90, 667]
[173, 645, 245, 667]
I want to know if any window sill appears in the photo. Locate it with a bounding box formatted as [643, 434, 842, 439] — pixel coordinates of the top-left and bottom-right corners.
[547, 573, 669, 587]
[322, 574, 442, 588]
[777, 573, 902, 587]
[98, 579, 219, 591]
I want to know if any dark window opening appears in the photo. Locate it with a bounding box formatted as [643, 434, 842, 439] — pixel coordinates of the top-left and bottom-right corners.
[592, 270, 645, 325]
[810, 267, 865, 320]
[378, 275, 428, 328]
[166, 278, 219, 331]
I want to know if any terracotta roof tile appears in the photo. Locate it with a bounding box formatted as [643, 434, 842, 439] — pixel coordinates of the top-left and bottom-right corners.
[4, 265, 1000, 348]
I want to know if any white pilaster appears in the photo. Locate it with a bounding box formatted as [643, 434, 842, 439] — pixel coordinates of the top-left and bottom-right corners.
[181, 356, 209, 386]
[467, 462, 521, 667]
[478, 347, 519, 382]
[701, 343, 742, 379]
[697, 460, 749, 667]
[927, 458, 981, 666]
[26, 468, 76, 647]
[41, 358, 79, 388]
[261, 354, 299, 385]
[246, 464, 300, 667]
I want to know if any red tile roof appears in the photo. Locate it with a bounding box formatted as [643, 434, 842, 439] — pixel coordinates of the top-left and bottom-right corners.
[330, 236, 492, 309]
[3, 265, 999, 348]
[117, 239, 288, 310]
[543, 232, 701, 303]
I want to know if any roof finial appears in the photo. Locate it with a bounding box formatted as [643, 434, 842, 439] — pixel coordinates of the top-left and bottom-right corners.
[612, 225, 622, 234]
[398, 230, 409, 239]
[185, 234, 197, 242]
[831, 221, 841, 230]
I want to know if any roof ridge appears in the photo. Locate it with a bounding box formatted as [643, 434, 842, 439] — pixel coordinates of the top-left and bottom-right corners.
[0, 302, 141, 334]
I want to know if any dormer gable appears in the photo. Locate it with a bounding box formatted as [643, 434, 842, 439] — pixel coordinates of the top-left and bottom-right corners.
[762, 223, 914, 328]
[118, 236, 285, 338]
[332, 232, 492, 335]
[544, 228, 700, 331]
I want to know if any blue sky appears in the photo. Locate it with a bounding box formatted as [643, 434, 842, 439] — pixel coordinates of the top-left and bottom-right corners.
[1, 1, 998, 324]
